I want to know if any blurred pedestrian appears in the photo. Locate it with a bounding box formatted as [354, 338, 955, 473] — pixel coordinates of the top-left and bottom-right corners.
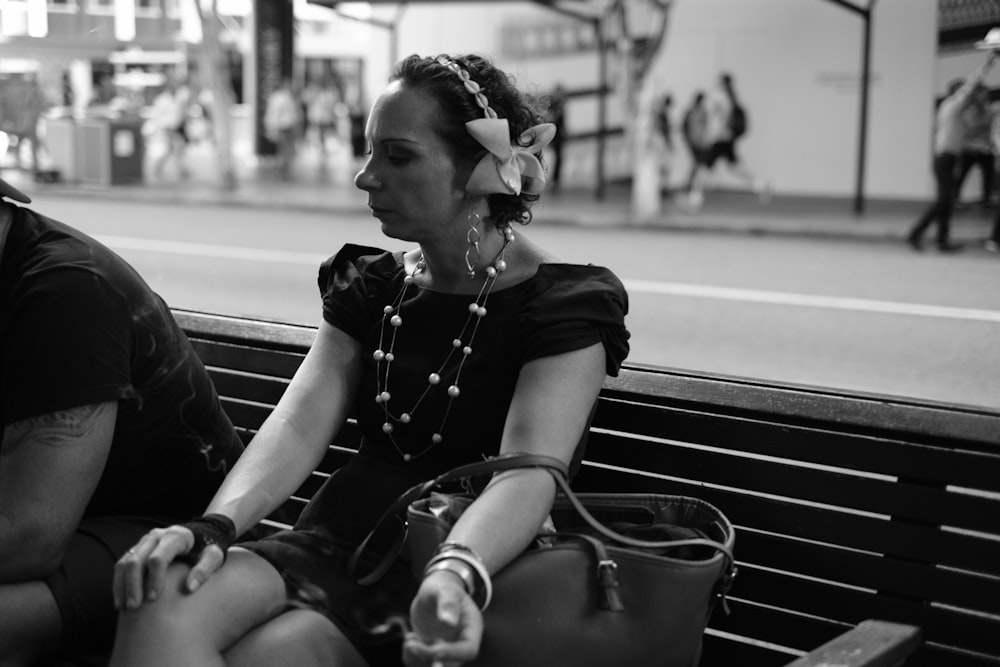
[986, 93, 1000, 253]
[191, 85, 215, 146]
[548, 84, 568, 192]
[307, 77, 341, 159]
[686, 72, 770, 211]
[263, 78, 301, 181]
[680, 90, 710, 200]
[150, 78, 192, 180]
[954, 83, 995, 208]
[0, 74, 47, 174]
[908, 51, 997, 252]
[655, 93, 676, 197]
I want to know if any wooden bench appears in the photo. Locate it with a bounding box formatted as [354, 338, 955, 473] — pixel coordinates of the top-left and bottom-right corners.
[174, 307, 1000, 667]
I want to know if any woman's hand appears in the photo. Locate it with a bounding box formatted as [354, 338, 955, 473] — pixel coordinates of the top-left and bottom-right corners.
[403, 571, 484, 667]
[112, 524, 226, 611]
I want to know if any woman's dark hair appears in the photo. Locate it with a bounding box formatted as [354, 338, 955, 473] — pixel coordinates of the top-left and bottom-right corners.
[390, 53, 548, 228]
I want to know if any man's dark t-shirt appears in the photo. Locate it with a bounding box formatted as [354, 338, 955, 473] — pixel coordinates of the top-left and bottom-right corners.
[0, 203, 243, 519]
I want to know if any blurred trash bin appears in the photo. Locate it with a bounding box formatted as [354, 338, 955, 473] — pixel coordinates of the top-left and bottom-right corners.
[77, 117, 145, 185]
[43, 116, 80, 182]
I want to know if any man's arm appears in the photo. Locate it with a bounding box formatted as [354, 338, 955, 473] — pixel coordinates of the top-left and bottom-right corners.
[944, 52, 997, 113]
[0, 401, 116, 581]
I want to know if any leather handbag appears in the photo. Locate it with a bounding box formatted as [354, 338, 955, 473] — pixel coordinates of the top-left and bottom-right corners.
[352, 453, 736, 667]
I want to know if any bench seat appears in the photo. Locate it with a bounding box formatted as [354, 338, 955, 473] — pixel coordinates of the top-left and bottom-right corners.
[174, 308, 1000, 666]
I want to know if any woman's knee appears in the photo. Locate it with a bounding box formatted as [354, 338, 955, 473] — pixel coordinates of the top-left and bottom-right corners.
[115, 551, 287, 651]
[226, 609, 368, 667]
[115, 563, 203, 636]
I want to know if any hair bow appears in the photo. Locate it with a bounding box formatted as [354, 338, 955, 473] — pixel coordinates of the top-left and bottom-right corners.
[465, 120, 556, 196]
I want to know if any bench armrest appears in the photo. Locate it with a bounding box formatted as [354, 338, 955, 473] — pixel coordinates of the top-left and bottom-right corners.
[784, 620, 922, 667]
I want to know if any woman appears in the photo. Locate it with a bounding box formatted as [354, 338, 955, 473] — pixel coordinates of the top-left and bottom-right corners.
[110, 54, 629, 667]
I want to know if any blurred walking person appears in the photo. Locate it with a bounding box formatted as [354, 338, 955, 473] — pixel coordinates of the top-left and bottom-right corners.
[679, 90, 710, 206]
[150, 78, 192, 180]
[908, 51, 997, 252]
[307, 78, 341, 160]
[655, 93, 676, 198]
[986, 90, 1000, 254]
[953, 83, 995, 208]
[686, 73, 769, 211]
[263, 79, 301, 181]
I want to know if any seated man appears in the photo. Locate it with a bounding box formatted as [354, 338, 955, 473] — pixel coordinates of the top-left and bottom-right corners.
[0, 178, 244, 664]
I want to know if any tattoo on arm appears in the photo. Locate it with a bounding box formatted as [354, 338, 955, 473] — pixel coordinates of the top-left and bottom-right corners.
[2, 403, 113, 454]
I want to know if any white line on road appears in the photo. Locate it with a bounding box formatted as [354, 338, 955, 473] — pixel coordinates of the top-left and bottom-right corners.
[96, 236, 1000, 324]
[622, 279, 1000, 323]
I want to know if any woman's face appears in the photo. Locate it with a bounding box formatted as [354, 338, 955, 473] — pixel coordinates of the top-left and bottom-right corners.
[355, 82, 471, 242]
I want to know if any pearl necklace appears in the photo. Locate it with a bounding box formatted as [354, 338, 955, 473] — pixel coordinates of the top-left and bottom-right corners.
[374, 226, 515, 462]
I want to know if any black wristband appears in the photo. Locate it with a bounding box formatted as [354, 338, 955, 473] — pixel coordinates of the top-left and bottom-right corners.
[181, 513, 237, 563]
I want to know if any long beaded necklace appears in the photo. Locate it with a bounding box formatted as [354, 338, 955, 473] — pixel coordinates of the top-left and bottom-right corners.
[374, 225, 516, 462]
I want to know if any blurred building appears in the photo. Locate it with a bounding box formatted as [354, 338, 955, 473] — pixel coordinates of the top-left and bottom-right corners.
[2, 0, 999, 199]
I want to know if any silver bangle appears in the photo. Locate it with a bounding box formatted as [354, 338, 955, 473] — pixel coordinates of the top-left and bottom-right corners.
[424, 558, 478, 598]
[426, 550, 493, 610]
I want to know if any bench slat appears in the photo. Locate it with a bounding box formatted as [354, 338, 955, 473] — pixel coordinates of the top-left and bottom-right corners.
[207, 368, 290, 405]
[189, 338, 305, 378]
[603, 365, 1000, 449]
[736, 567, 998, 657]
[594, 398, 1000, 490]
[700, 629, 800, 666]
[584, 430, 1000, 534]
[572, 464, 1000, 576]
[740, 530, 1000, 616]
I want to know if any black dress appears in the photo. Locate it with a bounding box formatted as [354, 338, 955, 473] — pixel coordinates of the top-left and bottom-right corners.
[240, 243, 630, 664]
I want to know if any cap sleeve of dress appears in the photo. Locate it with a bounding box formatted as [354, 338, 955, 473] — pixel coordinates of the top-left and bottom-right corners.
[318, 243, 400, 341]
[519, 265, 630, 376]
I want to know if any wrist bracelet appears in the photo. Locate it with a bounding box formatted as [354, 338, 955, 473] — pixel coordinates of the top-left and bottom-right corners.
[426, 549, 493, 610]
[424, 559, 478, 598]
[181, 513, 237, 563]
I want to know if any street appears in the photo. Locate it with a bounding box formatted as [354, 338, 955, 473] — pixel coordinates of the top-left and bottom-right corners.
[31, 195, 1000, 410]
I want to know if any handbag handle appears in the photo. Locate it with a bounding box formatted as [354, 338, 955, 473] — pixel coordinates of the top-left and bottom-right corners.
[350, 453, 570, 584]
[350, 452, 734, 584]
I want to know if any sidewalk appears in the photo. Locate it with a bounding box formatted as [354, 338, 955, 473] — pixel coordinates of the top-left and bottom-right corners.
[3, 136, 997, 245]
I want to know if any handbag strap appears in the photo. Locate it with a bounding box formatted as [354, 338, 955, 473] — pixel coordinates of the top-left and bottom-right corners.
[547, 467, 734, 561]
[351, 452, 735, 584]
[349, 453, 570, 584]
[429, 452, 569, 485]
[436, 453, 734, 562]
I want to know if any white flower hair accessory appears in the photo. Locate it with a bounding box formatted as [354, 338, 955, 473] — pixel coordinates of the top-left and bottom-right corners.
[435, 56, 556, 196]
[466, 120, 555, 196]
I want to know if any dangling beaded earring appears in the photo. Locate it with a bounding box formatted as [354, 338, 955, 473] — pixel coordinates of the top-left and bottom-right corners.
[465, 208, 482, 279]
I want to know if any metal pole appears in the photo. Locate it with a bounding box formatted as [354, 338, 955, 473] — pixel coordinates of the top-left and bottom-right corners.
[854, 3, 873, 215]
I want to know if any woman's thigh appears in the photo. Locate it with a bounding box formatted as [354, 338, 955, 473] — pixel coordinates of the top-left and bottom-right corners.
[113, 548, 288, 659]
[226, 608, 369, 667]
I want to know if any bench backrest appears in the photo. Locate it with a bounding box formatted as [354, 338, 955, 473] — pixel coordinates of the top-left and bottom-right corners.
[175, 309, 1000, 667]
